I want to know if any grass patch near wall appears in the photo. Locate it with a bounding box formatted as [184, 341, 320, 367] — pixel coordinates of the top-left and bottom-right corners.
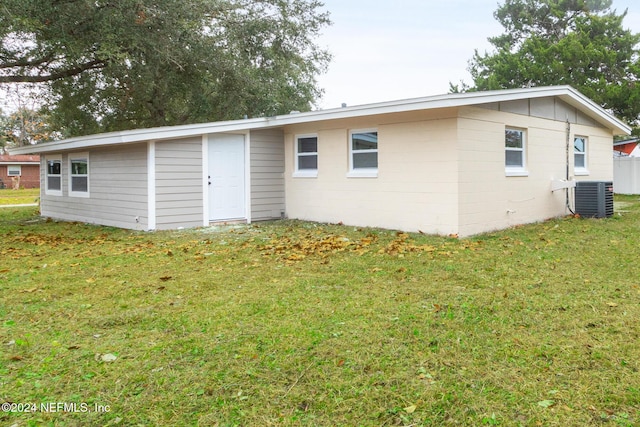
[0, 188, 40, 206]
[1, 198, 640, 426]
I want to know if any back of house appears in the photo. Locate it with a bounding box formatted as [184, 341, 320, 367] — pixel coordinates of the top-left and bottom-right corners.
[9, 86, 630, 236]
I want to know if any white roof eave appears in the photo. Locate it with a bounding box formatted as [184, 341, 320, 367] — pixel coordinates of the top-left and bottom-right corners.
[8, 86, 631, 155]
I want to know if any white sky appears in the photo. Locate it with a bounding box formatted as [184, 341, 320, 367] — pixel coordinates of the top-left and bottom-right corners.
[316, 0, 640, 109]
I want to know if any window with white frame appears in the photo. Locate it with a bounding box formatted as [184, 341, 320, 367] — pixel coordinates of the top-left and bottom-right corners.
[349, 129, 378, 176]
[46, 156, 62, 196]
[69, 153, 89, 197]
[295, 134, 318, 177]
[574, 136, 588, 175]
[7, 165, 21, 176]
[505, 128, 527, 175]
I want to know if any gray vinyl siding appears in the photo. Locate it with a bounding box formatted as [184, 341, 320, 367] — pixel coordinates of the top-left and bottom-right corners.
[39, 144, 149, 229]
[250, 129, 285, 221]
[155, 137, 204, 230]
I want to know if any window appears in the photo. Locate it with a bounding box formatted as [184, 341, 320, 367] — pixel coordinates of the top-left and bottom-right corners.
[69, 153, 89, 197]
[505, 128, 527, 176]
[574, 136, 588, 175]
[7, 165, 21, 176]
[294, 134, 318, 177]
[46, 156, 62, 196]
[349, 129, 378, 177]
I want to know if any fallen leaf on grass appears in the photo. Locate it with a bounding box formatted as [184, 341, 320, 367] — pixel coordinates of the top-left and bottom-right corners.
[537, 400, 555, 408]
[19, 287, 39, 293]
[417, 372, 436, 385]
[606, 302, 618, 307]
[96, 353, 117, 362]
[107, 416, 123, 425]
[404, 405, 417, 414]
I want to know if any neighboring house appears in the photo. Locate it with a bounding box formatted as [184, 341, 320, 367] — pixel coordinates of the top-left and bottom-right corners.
[613, 138, 640, 157]
[0, 155, 41, 189]
[9, 86, 630, 237]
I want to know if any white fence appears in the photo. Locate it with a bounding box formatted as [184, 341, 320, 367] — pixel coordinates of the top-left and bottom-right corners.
[614, 157, 640, 194]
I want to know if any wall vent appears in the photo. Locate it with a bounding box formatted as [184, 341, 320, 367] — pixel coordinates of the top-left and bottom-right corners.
[575, 181, 614, 218]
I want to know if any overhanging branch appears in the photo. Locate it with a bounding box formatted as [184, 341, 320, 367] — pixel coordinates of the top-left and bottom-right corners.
[0, 52, 57, 70]
[0, 59, 106, 83]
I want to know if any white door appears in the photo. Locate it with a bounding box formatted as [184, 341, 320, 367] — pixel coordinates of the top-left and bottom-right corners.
[208, 134, 246, 221]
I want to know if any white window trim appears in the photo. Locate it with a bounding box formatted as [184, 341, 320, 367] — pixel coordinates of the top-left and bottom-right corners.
[293, 170, 319, 178]
[69, 152, 90, 198]
[505, 169, 530, 177]
[293, 133, 318, 178]
[7, 165, 21, 176]
[574, 136, 589, 176]
[348, 128, 378, 178]
[45, 155, 63, 196]
[505, 127, 528, 177]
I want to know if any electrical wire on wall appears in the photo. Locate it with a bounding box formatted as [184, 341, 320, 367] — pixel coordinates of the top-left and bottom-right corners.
[565, 118, 576, 215]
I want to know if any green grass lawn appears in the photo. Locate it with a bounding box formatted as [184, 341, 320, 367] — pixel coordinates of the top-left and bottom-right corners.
[0, 188, 40, 206]
[1, 199, 639, 426]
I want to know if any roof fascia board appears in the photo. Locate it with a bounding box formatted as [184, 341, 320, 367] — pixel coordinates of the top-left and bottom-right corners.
[8, 118, 275, 154]
[8, 86, 630, 155]
[553, 87, 631, 135]
[273, 86, 630, 134]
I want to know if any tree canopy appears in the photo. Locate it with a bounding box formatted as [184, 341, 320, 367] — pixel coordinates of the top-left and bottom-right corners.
[0, 0, 331, 137]
[457, 0, 640, 131]
[0, 107, 59, 152]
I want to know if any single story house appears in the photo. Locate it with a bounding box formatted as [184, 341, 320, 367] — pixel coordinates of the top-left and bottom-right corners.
[9, 86, 630, 237]
[0, 154, 41, 189]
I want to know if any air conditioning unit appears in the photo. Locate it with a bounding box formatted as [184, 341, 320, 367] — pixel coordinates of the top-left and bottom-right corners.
[574, 181, 614, 218]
